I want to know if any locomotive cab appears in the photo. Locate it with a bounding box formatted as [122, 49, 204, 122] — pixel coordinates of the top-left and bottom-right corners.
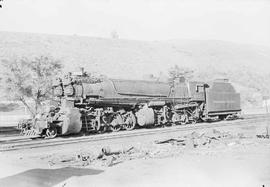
[169, 76, 206, 102]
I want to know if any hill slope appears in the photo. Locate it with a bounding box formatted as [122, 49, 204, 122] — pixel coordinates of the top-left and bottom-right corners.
[0, 31, 270, 107]
[1, 32, 269, 78]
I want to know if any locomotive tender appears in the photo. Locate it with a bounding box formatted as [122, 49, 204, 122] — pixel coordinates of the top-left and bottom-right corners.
[22, 70, 241, 138]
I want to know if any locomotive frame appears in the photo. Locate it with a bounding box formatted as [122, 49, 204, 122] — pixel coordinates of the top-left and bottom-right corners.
[19, 70, 241, 138]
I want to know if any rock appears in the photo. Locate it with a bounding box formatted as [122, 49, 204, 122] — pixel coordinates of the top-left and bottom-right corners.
[256, 134, 270, 139]
[101, 146, 111, 155]
[77, 153, 91, 162]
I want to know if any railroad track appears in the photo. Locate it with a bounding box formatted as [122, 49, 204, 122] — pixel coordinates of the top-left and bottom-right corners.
[0, 113, 269, 152]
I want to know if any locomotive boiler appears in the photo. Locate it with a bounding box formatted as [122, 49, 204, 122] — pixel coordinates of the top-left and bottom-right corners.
[20, 70, 241, 138]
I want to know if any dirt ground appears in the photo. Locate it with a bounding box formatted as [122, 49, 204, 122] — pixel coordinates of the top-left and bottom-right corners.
[0, 121, 270, 187]
[58, 141, 270, 187]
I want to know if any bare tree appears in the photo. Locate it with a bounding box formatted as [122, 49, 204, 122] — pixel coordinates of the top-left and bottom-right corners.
[0, 56, 63, 117]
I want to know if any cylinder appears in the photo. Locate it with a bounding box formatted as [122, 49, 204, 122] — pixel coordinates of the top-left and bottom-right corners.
[60, 108, 82, 135]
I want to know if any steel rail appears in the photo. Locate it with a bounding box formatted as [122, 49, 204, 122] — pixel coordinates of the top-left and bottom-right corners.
[0, 113, 267, 143]
[0, 114, 269, 144]
[1, 114, 269, 152]
[0, 113, 266, 139]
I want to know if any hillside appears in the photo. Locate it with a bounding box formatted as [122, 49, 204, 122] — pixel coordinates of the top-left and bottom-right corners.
[0, 31, 270, 108]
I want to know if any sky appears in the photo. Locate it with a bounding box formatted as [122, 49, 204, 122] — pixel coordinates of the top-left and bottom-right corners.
[0, 0, 270, 46]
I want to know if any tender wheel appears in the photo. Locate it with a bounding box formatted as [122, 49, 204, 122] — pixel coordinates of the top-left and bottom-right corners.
[20, 128, 27, 135]
[124, 112, 136, 131]
[46, 127, 57, 138]
[218, 115, 227, 120]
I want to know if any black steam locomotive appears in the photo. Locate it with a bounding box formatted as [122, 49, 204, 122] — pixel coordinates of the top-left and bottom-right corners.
[20, 69, 241, 138]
